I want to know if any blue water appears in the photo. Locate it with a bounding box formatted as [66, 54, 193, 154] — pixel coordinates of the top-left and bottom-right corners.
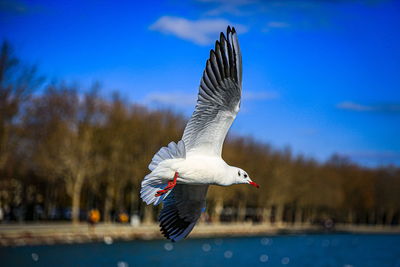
[1, 234, 400, 267]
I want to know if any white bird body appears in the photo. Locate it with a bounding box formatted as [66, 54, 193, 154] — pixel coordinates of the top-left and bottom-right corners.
[152, 156, 235, 186]
[140, 26, 259, 242]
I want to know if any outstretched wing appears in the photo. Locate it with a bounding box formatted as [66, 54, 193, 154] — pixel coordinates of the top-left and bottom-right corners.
[159, 184, 208, 242]
[182, 26, 242, 157]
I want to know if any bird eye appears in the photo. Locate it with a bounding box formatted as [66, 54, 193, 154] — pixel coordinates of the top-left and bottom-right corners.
[238, 170, 241, 176]
[244, 174, 248, 178]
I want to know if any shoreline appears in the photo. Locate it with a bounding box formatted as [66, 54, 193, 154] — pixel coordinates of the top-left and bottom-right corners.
[0, 223, 399, 247]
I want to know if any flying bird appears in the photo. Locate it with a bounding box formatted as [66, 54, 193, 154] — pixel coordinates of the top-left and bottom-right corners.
[140, 26, 259, 242]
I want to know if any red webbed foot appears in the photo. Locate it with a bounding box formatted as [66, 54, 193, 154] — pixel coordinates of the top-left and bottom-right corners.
[155, 172, 178, 197]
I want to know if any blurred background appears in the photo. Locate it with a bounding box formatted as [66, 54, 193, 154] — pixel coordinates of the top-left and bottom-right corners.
[0, 0, 399, 266]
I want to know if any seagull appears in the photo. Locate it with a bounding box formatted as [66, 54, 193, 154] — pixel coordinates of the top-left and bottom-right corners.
[140, 26, 259, 242]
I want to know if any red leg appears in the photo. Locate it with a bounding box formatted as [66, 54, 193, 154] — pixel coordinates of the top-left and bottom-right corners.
[155, 172, 178, 197]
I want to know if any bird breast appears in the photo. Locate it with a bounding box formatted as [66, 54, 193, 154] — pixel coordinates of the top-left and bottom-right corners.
[170, 156, 228, 185]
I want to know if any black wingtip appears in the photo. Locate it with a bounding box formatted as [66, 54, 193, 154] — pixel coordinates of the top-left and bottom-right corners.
[220, 32, 226, 43]
[159, 206, 192, 242]
[227, 25, 237, 35]
[209, 49, 215, 58]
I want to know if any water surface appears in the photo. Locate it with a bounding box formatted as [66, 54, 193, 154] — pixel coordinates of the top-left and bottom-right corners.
[1, 234, 399, 266]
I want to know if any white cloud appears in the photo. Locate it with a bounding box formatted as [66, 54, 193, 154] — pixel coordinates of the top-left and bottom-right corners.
[336, 101, 374, 111]
[242, 91, 279, 100]
[142, 91, 196, 108]
[149, 16, 248, 45]
[142, 90, 278, 110]
[299, 128, 318, 136]
[337, 101, 400, 113]
[267, 21, 290, 28]
[262, 21, 291, 33]
[197, 0, 258, 16]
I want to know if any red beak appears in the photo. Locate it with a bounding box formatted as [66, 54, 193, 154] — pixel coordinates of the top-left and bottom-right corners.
[249, 181, 260, 188]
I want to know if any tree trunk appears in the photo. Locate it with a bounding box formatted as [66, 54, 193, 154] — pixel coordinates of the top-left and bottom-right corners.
[130, 186, 137, 216]
[385, 210, 394, 225]
[347, 210, 355, 224]
[306, 207, 317, 224]
[274, 204, 284, 226]
[397, 211, 400, 225]
[262, 206, 272, 224]
[367, 210, 375, 225]
[237, 200, 246, 222]
[71, 174, 84, 224]
[376, 210, 384, 225]
[0, 124, 9, 170]
[212, 197, 223, 224]
[103, 184, 114, 223]
[143, 205, 154, 225]
[294, 207, 303, 225]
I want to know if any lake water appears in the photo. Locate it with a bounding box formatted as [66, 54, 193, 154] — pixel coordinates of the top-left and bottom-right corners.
[1, 234, 400, 267]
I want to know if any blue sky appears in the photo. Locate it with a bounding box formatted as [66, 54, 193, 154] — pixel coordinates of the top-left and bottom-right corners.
[1, 0, 399, 167]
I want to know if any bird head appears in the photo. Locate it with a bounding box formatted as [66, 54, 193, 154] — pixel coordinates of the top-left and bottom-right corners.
[235, 168, 259, 188]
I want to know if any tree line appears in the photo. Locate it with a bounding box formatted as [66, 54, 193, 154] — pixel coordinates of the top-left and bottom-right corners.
[0, 41, 399, 226]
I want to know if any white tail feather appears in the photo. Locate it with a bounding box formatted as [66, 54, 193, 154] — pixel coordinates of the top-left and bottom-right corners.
[140, 177, 171, 205]
[141, 141, 185, 206]
[148, 140, 185, 171]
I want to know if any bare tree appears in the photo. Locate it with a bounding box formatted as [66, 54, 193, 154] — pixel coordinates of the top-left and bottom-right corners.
[25, 84, 103, 224]
[0, 41, 43, 171]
